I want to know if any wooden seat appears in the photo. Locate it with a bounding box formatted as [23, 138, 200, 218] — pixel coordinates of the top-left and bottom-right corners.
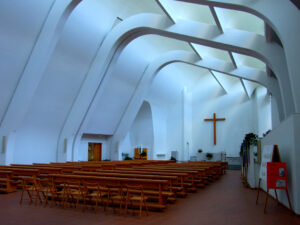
[82, 182, 108, 213]
[107, 185, 125, 215]
[40, 179, 55, 207]
[34, 178, 51, 206]
[48, 179, 65, 207]
[125, 185, 149, 217]
[62, 180, 83, 209]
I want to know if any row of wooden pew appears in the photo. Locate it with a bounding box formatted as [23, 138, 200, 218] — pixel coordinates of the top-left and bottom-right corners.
[0, 160, 227, 212]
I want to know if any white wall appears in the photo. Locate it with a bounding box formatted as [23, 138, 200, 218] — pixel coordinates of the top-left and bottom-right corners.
[261, 113, 300, 215]
[192, 88, 252, 157]
[183, 87, 193, 161]
[255, 87, 272, 137]
[167, 97, 183, 160]
[149, 102, 168, 160]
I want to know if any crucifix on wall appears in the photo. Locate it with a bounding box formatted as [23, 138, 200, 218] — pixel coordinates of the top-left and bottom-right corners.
[204, 113, 226, 145]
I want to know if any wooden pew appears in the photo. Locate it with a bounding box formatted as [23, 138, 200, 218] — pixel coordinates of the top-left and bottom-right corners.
[0, 167, 40, 179]
[0, 171, 18, 193]
[136, 165, 213, 183]
[73, 171, 178, 202]
[115, 167, 199, 192]
[10, 168, 40, 186]
[96, 169, 189, 195]
[8, 166, 62, 175]
[134, 166, 210, 188]
[49, 174, 169, 210]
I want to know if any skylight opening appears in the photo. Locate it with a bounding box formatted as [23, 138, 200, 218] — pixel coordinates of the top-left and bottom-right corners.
[214, 7, 265, 36]
[192, 43, 232, 63]
[159, 0, 216, 25]
[232, 53, 266, 72]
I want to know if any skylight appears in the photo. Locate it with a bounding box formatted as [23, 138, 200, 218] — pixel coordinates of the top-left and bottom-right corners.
[159, 0, 216, 25]
[192, 43, 232, 63]
[232, 53, 266, 72]
[214, 7, 265, 36]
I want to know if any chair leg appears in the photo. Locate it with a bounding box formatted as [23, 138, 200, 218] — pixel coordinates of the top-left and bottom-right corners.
[139, 200, 142, 217]
[19, 188, 25, 205]
[119, 199, 123, 215]
[94, 198, 98, 213]
[125, 198, 128, 215]
[27, 190, 33, 205]
[144, 199, 149, 216]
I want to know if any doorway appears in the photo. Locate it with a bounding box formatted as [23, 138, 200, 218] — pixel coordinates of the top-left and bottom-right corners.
[88, 143, 102, 161]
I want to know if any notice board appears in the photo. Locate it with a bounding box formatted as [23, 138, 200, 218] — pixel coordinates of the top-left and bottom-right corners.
[266, 162, 287, 189]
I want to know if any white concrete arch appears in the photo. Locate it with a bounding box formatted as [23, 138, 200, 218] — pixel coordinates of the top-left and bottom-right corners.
[58, 12, 290, 161]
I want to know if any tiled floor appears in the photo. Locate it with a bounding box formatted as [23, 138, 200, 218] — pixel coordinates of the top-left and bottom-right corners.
[0, 170, 299, 225]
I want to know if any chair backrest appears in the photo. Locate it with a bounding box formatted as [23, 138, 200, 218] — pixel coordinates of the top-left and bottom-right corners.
[83, 181, 102, 197]
[107, 184, 123, 197]
[125, 185, 144, 198]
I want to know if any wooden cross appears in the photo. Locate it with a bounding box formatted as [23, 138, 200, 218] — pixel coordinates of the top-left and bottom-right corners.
[204, 113, 226, 145]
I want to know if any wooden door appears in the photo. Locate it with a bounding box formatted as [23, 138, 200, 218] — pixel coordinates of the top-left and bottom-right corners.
[88, 143, 102, 161]
[93, 143, 102, 161]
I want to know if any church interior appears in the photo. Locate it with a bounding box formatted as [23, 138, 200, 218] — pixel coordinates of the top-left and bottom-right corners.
[0, 0, 300, 224]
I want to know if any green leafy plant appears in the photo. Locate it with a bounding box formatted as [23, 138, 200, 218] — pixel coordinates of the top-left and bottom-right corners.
[198, 149, 203, 153]
[240, 132, 259, 156]
[124, 156, 133, 160]
[244, 133, 258, 148]
[170, 156, 177, 162]
[140, 151, 147, 157]
[206, 153, 213, 160]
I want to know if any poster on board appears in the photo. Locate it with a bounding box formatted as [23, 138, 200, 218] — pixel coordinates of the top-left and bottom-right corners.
[259, 145, 274, 182]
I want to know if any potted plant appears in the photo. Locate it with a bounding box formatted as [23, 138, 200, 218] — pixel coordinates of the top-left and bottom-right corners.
[140, 151, 147, 157]
[198, 149, 203, 153]
[244, 133, 258, 148]
[170, 156, 177, 162]
[206, 153, 213, 160]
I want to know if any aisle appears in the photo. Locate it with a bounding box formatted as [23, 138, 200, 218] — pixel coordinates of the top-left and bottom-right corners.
[0, 170, 298, 225]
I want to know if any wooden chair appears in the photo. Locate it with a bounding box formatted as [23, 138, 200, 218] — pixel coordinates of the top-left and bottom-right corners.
[125, 185, 149, 217]
[82, 182, 108, 213]
[48, 179, 66, 208]
[19, 177, 42, 205]
[39, 179, 54, 207]
[62, 180, 83, 209]
[107, 184, 125, 215]
[35, 178, 50, 206]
